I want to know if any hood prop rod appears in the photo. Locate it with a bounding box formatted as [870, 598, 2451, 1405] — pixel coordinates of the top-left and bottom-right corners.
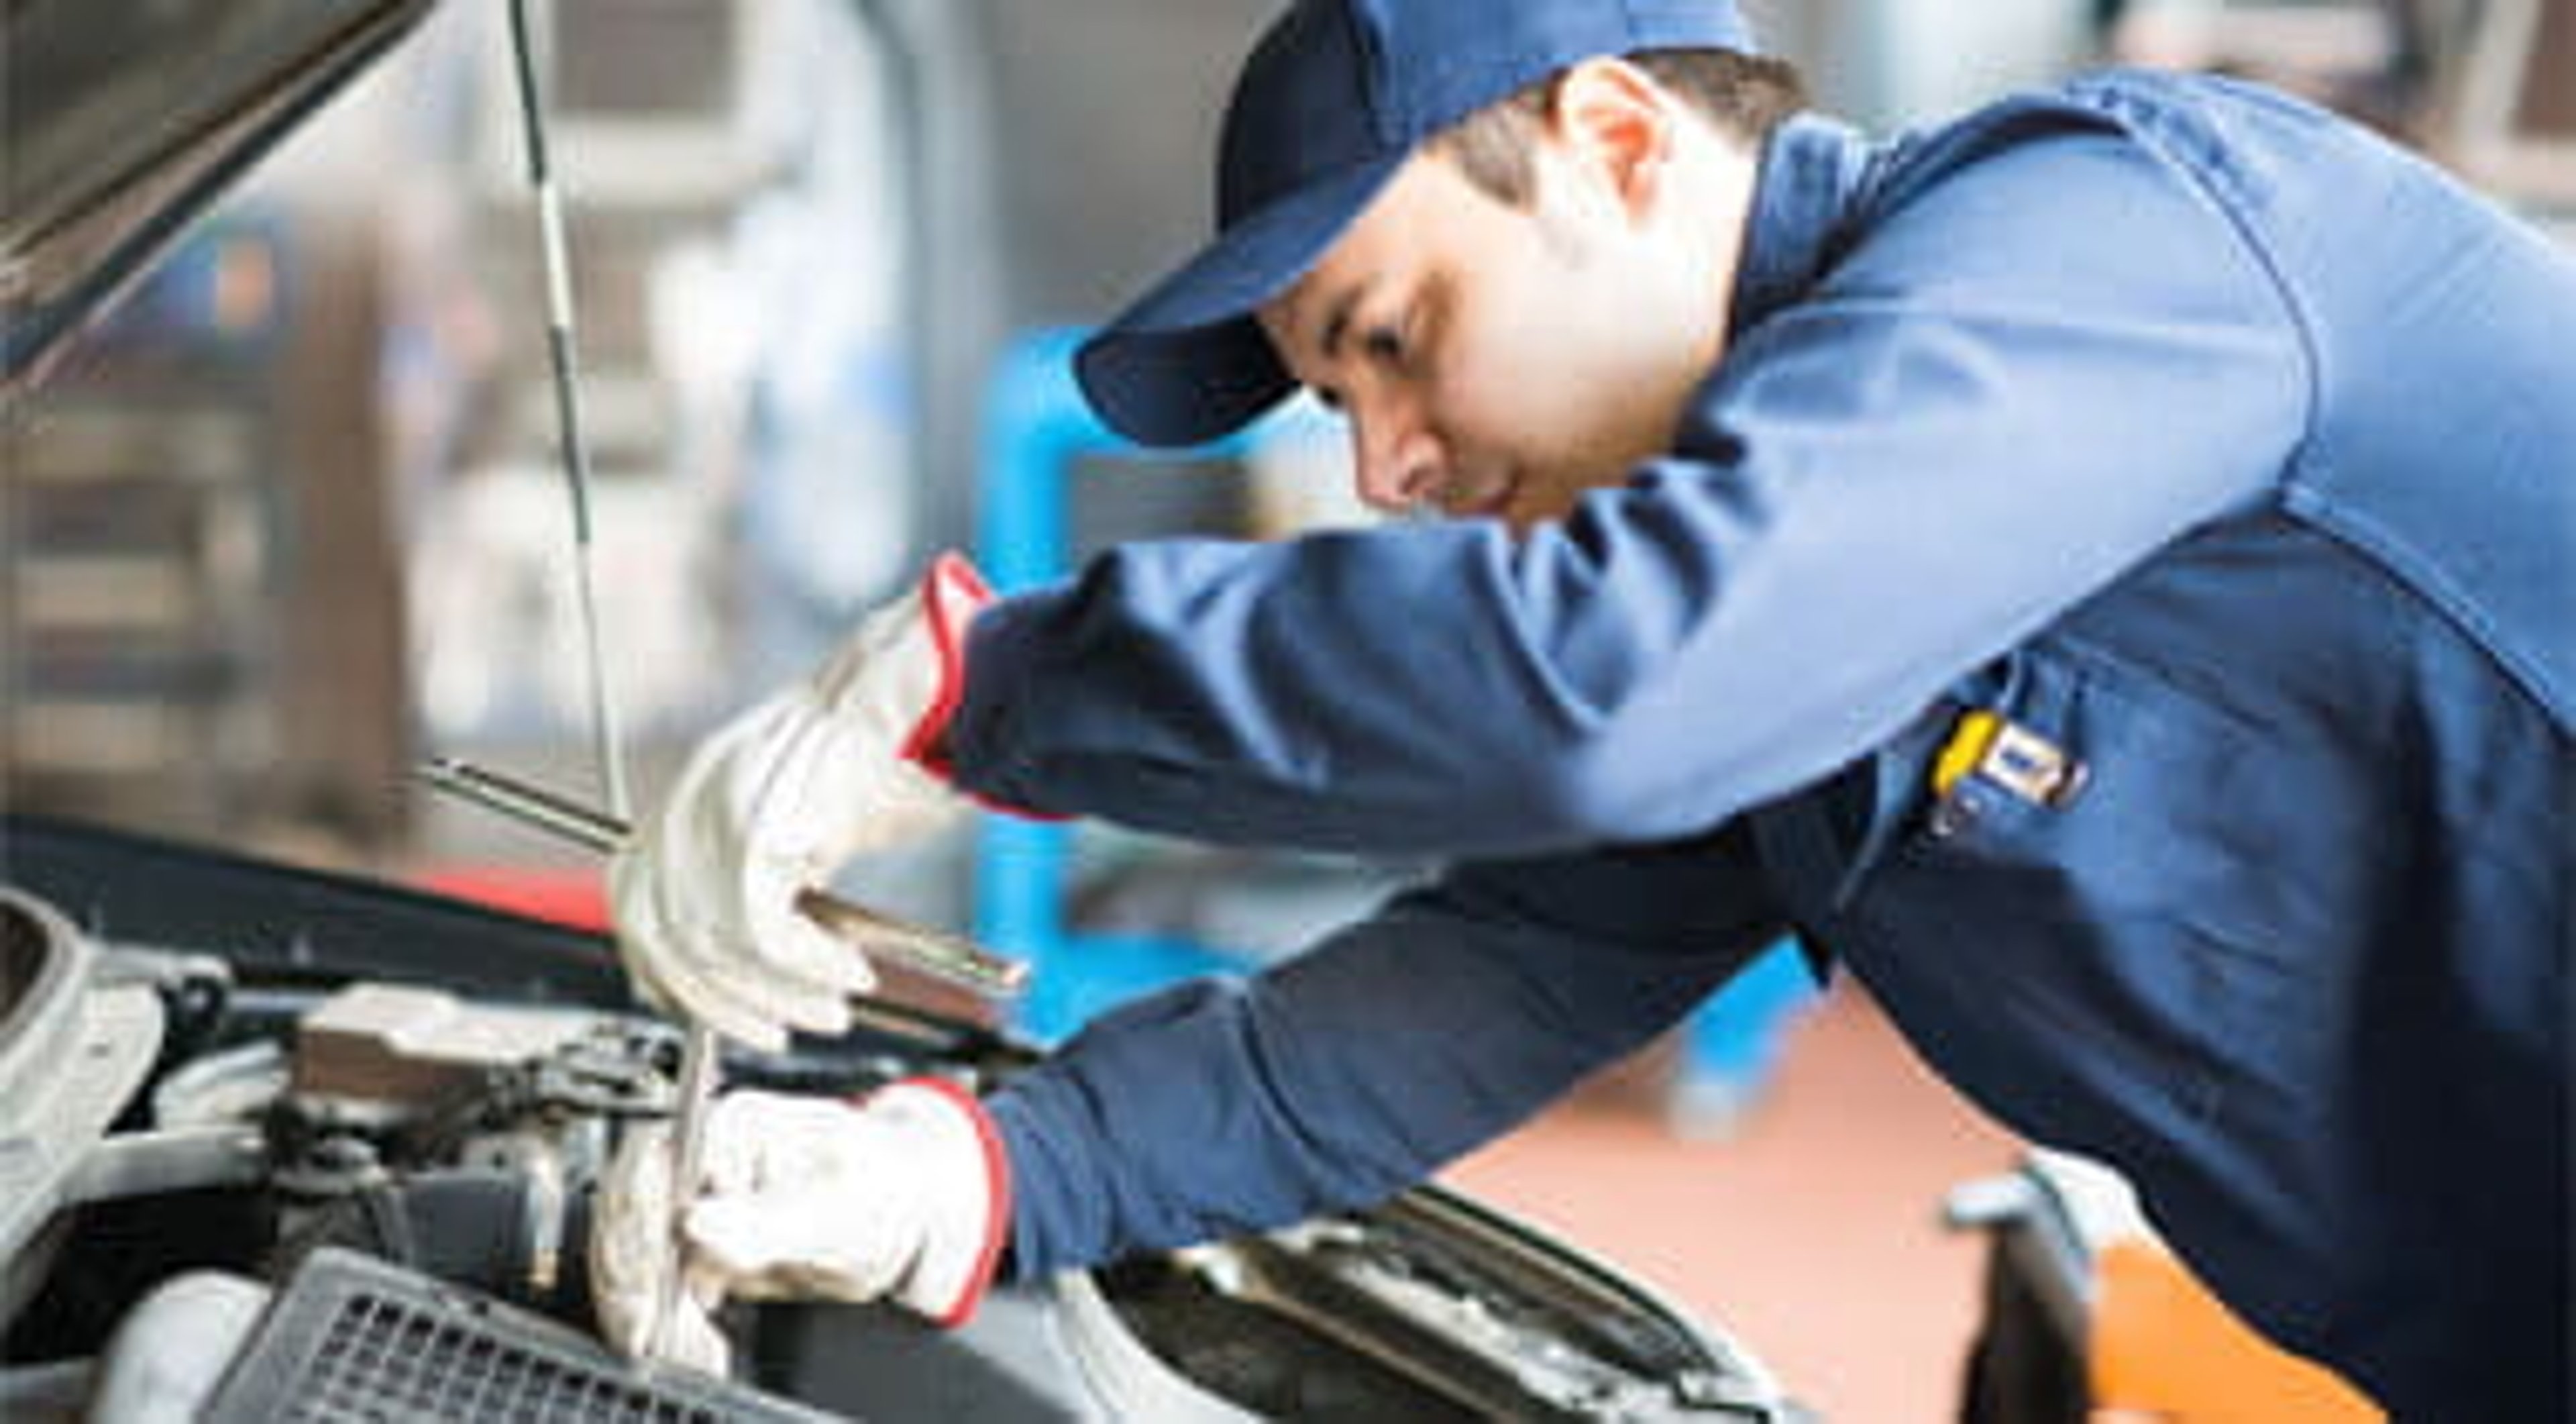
[502, 0, 710, 1368]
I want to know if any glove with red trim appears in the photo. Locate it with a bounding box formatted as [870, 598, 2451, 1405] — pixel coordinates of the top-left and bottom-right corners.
[591, 1081, 1012, 1370]
[610, 555, 991, 1051]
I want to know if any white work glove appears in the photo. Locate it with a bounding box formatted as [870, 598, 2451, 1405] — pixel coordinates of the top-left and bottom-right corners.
[611, 555, 994, 1050]
[589, 1111, 732, 1374]
[590, 1081, 1012, 1373]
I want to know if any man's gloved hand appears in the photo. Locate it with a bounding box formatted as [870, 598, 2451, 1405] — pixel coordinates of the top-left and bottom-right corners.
[589, 1113, 731, 1374]
[590, 1082, 1012, 1372]
[611, 555, 993, 1050]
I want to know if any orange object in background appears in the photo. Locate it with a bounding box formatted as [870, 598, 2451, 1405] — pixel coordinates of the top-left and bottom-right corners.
[1951, 1153, 2392, 1424]
[2090, 1239, 2382, 1423]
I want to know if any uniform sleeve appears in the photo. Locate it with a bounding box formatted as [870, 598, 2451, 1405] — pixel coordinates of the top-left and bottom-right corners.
[985, 824, 1786, 1278]
[945, 123, 2307, 858]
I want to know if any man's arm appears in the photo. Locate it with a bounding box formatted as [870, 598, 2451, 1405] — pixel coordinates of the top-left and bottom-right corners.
[985, 823, 1786, 1278]
[945, 121, 2306, 858]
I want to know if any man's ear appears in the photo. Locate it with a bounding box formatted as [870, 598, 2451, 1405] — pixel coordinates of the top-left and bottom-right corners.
[1546, 56, 1676, 223]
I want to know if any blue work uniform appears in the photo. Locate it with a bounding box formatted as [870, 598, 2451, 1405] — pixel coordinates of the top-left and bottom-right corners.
[951, 70, 2574, 1419]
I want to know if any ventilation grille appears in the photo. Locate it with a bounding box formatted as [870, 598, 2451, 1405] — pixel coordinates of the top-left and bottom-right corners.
[289, 1288, 716, 1422]
[204, 1248, 828, 1424]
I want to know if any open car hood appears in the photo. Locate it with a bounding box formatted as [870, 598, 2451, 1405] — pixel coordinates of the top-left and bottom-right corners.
[1, 0, 435, 395]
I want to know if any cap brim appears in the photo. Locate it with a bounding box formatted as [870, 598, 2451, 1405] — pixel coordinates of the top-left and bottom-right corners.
[1077, 154, 1405, 448]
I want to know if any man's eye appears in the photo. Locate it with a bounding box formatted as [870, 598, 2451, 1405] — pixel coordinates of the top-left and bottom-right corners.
[1362, 325, 1405, 364]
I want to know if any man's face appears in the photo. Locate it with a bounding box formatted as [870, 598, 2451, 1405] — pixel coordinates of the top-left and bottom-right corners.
[1258, 140, 1726, 531]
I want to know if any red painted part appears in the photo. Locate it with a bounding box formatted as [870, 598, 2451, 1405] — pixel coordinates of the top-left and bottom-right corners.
[413, 864, 611, 934]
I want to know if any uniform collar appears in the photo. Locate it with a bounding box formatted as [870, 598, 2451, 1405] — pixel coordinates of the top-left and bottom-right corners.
[1728, 113, 1875, 336]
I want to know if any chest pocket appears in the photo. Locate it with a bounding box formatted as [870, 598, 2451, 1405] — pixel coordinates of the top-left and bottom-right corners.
[1817, 642, 2347, 1153]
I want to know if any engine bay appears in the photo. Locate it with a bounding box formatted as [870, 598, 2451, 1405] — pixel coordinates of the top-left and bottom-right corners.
[0, 817, 1797, 1421]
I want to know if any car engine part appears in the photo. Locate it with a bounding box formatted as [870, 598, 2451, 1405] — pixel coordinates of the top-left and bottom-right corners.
[4, 816, 1804, 1419]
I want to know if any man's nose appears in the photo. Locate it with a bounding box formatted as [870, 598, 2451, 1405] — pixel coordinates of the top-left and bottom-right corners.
[1349, 408, 1443, 513]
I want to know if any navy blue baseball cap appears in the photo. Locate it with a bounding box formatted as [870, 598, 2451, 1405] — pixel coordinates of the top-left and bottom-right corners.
[1074, 0, 1755, 448]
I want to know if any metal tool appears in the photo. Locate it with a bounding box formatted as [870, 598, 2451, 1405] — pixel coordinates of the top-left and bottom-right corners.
[423, 752, 1028, 1361]
[417, 758, 1032, 1000]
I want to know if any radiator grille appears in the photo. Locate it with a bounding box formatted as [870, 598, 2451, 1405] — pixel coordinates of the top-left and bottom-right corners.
[204, 1248, 830, 1424]
[290, 1288, 716, 1422]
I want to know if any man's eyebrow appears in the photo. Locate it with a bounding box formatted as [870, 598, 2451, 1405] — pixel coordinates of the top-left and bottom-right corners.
[1314, 277, 1374, 364]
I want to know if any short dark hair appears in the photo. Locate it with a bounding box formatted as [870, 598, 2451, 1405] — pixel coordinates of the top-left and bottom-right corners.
[1435, 48, 1806, 207]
